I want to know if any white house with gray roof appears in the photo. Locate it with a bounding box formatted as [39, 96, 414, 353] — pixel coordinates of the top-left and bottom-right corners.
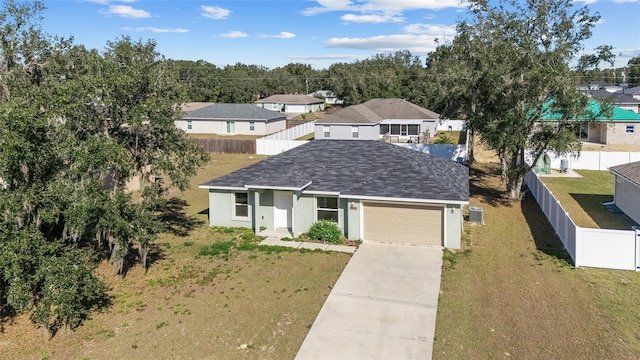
[176, 103, 287, 135]
[255, 94, 325, 114]
[315, 98, 440, 142]
[200, 140, 469, 248]
[609, 161, 640, 225]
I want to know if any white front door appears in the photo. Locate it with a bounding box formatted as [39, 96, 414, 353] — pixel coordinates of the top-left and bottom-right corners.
[274, 191, 292, 229]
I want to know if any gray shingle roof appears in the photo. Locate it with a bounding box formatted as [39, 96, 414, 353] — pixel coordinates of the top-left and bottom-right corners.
[183, 104, 286, 122]
[610, 161, 640, 185]
[255, 94, 324, 104]
[586, 89, 640, 105]
[317, 98, 440, 124]
[201, 140, 469, 203]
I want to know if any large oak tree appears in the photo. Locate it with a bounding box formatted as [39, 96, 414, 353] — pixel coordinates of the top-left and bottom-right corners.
[428, 0, 610, 200]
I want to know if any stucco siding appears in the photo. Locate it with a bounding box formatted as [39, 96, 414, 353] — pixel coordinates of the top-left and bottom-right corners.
[345, 199, 362, 240]
[604, 123, 640, 145]
[209, 191, 254, 229]
[614, 176, 640, 224]
[293, 193, 315, 237]
[265, 120, 287, 135]
[444, 204, 463, 249]
[255, 190, 274, 231]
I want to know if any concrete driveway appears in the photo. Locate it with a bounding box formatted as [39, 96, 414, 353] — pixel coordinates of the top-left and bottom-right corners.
[296, 242, 443, 360]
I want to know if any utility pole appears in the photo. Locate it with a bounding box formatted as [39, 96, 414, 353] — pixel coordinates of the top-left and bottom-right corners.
[305, 77, 309, 95]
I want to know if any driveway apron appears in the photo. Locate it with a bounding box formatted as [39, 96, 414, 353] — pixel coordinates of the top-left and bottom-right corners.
[296, 242, 443, 360]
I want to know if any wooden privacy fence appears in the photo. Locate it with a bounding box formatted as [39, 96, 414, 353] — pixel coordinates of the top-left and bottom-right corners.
[194, 139, 256, 154]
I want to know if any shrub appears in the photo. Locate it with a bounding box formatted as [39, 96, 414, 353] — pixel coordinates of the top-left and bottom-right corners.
[308, 220, 343, 244]
[434, 134, 455, 144]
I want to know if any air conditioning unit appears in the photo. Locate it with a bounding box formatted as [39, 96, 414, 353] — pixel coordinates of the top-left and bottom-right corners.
[469, 206, 484, 224]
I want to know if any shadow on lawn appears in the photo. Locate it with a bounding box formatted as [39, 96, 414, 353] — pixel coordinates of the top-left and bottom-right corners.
[569, 193, 636, 229]
[158, 197, 205, 237]
[521, 191, 574, 265]
[469, 163, 513, 208]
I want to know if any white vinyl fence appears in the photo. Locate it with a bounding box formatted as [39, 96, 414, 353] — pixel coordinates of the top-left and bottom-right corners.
[525, 171, 640, 271]
[256, 139, 308, 155]
[395, 143, 467, 162]
[543, 151, 640, 171]
[262, 121, 316, 140]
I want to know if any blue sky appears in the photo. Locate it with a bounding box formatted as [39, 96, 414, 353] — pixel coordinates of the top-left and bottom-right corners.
[42, 0, 640, 70]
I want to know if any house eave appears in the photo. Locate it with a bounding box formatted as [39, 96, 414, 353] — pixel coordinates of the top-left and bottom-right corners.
[245, 181, 313, 192]
[609, 170, 640, 188]
[199, 185, 247, 191]
[339, 194, 469, 205]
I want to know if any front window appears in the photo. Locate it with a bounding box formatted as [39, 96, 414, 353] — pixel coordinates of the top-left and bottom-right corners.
[249, 121, 255, 131]
[187, 120, 192, 130]
[626, 125, 635, 134]
[380, 124, 389, 135]
[234, 192, 249, 218]
[317, 196, 338, 222]
[408, 124, 420, 136]
[351, 126, 359, 138]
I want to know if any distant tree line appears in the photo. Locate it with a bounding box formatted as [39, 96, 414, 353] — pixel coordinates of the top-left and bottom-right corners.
[169, 53, 640, 108]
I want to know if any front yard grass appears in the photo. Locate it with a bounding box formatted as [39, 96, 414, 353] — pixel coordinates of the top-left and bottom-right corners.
[541, 170, 632, 229]
[0, 153, 351, 360]
[434, 162, 640, 359]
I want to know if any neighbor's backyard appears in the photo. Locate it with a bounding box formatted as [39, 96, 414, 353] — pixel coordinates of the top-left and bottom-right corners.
[0, 154, 351, 360]
[434, 162, 640, 359]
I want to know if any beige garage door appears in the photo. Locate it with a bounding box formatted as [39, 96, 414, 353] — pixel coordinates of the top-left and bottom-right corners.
[363, 203, 443, 245]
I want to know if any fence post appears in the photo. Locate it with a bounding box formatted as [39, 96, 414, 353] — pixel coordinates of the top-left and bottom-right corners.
[634, 227, 640, 271]
[574, 227, 580, 267]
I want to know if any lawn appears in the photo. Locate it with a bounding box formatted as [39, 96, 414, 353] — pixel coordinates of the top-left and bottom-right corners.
[541, 170, 632, 229]
[433, 162, 640, 359]
[0, 154, 351, 360]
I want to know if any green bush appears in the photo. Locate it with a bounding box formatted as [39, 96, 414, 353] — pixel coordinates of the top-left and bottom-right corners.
[434, 134, 455, 144]
[308, 220, 343, 244]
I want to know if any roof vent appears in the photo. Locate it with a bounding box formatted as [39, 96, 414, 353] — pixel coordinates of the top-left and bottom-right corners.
[469, 207, 484, 224]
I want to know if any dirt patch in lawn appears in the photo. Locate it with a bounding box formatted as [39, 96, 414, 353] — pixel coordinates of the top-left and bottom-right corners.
[0, 154, 351, 360]
[434, 162, 638, 359]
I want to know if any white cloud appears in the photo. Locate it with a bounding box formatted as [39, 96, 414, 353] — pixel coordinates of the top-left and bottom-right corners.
[273, 32, 296, 39]
[574, 0, 598, 4]
[341, 13, 404, 23]
[201, 5, 231, 20]
[302, 0, 464, 15]
[221, 31, 248, 38]
[258, 32, 296, 39]
[325, 34, 441, 54]
[612, 0, 637, 3]
[107, 5, 150, 18]
[403, 23, 456, 35]
[125, 27, 189, 33]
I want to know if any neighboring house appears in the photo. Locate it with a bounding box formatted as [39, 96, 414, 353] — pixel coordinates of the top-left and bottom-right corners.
[582, 89, 640, 113]
[308, 90, 344, 105]
[624, 86, 640, 101]
[539, 99, 640, 146]
[176, 103, 286, 135]
[609, 161, 640, 225]
[255, 94, 325, 114]
[314, 98, 440, 142]
[199, 140, 469, 248]
[579, 81, 620, 92]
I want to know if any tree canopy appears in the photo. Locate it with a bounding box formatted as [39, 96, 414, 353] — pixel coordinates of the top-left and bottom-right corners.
[0, 0, 208, 336]
[427, 0, 609, 200]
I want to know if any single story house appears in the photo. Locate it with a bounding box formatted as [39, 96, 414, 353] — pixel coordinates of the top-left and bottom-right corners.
[308, 90, 344, 105]
[199, 140, 469, 248]
[609, 161, 640, 225]
[314, 98, 440, 142]
[176, 103, 286, 135]
[539, 99, 640, 146]
[255, 94, 325, 114]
